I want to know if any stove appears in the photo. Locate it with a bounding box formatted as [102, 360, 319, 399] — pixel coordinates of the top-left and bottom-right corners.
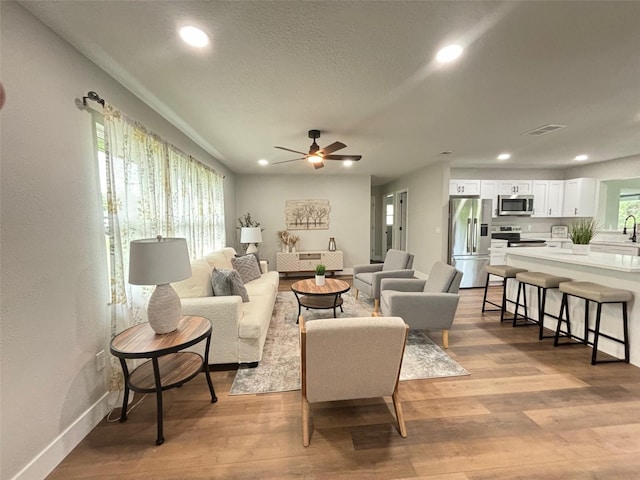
[491, 226, 546, 247]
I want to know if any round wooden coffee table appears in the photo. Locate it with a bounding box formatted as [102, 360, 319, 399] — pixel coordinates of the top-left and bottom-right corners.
[291, 278, 351, 321]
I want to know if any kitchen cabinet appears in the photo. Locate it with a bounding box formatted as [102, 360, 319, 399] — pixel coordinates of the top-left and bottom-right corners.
[480, 180, 498, 217]
[532, 180, 565, 217]
[546, 240, 572, 249]
[449, 180, 480, 196]
[562, 178, 597, 217]
[498, 180, 532, 195]
[489, 240, 508, 283]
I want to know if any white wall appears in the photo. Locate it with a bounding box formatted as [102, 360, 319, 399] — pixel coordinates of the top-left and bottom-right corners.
[564, 155, 640, 180]
[234, 174, 371, 271]
[380, 162, 450, 276]
[0, 3, 234, 479]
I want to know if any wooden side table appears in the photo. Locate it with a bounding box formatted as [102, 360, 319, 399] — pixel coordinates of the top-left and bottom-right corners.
[110, 315, 217, 445]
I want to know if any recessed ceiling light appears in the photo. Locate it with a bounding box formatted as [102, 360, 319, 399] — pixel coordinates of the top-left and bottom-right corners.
[574, 154, 588, 161]
[436, 45, 463, 63]
[258, 159, 269, 166]
[179, 26, 210, 48]
[497, 153, 511, 160]
[343, 160, 353, 167]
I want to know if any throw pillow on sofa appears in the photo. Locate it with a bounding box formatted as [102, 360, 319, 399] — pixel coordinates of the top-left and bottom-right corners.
[211, 268, 249, 302]
[172, 259, 213, 298]
[204, 251, 234, 271]
[231, 254, 262, 284]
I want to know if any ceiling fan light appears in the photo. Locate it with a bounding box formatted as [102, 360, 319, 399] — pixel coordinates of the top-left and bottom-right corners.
[343, 160, 353, 167]
[308, 154, 323, 164]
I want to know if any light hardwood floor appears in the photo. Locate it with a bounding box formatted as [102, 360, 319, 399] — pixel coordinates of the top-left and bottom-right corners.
[47, 277, 640, 479]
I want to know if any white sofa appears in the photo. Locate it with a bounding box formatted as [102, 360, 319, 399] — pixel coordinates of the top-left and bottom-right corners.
[172, 247, 279, 367]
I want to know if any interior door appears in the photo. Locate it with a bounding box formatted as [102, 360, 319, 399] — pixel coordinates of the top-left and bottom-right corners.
[385, 193, 394, 252]
[370, 196, 376, 260]
[397, 191, 408, 251]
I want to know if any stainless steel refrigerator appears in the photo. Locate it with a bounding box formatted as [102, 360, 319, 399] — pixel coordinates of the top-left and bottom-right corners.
[448, 197, 492, 288]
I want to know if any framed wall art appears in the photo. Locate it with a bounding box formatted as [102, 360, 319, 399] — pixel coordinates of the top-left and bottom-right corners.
[285, 199, 330, 230]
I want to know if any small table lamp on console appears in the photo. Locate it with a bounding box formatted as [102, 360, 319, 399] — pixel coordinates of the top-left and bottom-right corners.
[128, 236, 192, 334]
[240, 227, 262, 254]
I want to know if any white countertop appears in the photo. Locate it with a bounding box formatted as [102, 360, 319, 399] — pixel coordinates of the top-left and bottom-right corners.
[506, 246, 640, 273]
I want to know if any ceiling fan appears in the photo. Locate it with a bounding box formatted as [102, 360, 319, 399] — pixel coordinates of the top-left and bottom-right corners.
[273, 129, 362, 169]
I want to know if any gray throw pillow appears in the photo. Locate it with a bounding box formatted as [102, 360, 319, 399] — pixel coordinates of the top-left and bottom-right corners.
[228, 269, 249, 302]
[231, 254, 262, 284]
[211, 268, 233, 296]
[211, 268, 249, 302]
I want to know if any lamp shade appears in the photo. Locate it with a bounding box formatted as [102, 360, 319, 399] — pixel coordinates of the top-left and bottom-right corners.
[129, 237, 192, 285]
[240, 227, 262, 244]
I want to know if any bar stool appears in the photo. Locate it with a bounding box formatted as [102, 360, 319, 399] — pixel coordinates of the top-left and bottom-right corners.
[514, 272, 571, 339]
[554, 281, 632, 365]
[482, 265, 528, 323]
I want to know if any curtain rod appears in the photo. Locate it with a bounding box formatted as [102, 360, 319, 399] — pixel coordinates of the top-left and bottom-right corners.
[82, 91, 105, 107]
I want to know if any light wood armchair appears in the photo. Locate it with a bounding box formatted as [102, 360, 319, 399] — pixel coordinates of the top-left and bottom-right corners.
[299, 315, 409, 446]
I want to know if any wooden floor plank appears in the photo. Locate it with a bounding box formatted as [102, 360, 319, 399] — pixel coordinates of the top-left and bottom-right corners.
[46, 281, 640, 479]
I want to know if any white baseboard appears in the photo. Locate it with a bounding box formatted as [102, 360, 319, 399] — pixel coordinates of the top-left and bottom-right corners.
[12, 393, 110, 480]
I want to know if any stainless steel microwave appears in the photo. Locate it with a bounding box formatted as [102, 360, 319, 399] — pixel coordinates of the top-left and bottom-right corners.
[498, 195, 534, 216]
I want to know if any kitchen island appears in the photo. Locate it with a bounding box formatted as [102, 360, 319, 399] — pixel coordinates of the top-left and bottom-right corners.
[505, 246, 640, 366]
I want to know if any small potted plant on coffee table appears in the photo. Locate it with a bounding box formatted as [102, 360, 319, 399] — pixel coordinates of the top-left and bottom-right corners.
[569, 217, 601, 255]
[315, 264, 326, 286]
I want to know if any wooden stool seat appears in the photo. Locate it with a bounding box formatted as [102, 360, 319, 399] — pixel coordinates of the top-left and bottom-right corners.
[482, 265, 528, 323]
[515, 272, 572, 338]
[555, 281, 631, 365]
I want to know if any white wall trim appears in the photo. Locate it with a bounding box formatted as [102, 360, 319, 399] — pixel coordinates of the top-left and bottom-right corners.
[11, 393, 109, 480]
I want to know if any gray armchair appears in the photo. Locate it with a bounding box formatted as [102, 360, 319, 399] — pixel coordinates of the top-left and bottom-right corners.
[353, 249, 415, 313]
[379, 261, 463, 348]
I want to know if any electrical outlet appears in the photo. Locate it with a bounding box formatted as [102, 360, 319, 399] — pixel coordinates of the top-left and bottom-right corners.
[96, 350, 106, 371]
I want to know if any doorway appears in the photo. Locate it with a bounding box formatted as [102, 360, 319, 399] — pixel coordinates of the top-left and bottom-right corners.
[381, 189, 409, 254]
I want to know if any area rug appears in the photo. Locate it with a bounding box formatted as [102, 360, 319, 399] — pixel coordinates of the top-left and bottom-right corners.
[230, 291, 469, 395]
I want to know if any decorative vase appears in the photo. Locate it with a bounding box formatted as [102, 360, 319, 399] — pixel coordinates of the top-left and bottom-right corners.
[328, 237, 336, 251]
[315, 274, 325, 286]
[291, 246, 296, 253]
[572, 244, 590, 255]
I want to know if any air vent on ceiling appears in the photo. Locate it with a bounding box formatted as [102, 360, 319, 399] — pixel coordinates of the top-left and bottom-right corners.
[522, 124, 566, 136]
[440, 151, 453, 155]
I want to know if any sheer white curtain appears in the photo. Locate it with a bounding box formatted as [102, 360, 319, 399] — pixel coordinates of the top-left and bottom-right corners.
[100, 105, 225, 390]
[167, 146, 225, 257]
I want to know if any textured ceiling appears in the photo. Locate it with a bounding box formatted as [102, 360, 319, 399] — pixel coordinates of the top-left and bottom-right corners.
[21, 1, 640, 185]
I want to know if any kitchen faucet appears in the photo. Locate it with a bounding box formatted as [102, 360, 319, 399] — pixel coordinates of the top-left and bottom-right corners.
[623, 215, 637, 243]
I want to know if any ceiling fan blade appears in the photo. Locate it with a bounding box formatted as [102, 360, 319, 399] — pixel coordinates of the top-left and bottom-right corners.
[274, 146, 307, 155]
[324, 154, 362, 161]
[272, 157, 305, 165]
[320, 141, 346, 155]
[313, 161, 325, 169]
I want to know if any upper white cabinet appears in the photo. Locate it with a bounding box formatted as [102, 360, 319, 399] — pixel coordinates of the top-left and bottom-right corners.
[449, 180, 480, 196]
[532, 180, 565, 217]
[562, 178, 597, 217]
[480, 180, 498, 217]
[497, 180, 532, 195]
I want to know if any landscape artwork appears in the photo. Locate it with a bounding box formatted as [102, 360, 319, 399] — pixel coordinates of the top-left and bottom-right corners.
[285, 199, 330, 230]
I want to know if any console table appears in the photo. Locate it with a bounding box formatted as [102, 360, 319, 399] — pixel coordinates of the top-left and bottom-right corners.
[110, 315, 217, 445]
[276, 250, 343, 278]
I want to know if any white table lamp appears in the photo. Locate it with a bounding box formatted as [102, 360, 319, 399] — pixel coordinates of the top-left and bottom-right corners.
[129, 236, 192, 334]
[240, 227, 262, 254]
